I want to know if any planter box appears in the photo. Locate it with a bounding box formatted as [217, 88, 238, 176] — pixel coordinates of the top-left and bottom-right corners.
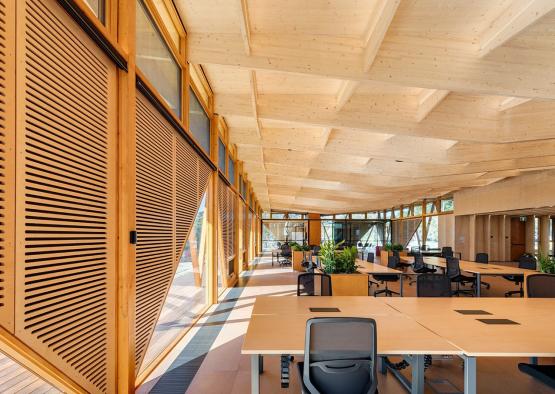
[292, 250, 308, 272]
[380, 250, 407, 263]
[330, 273, 369, 296]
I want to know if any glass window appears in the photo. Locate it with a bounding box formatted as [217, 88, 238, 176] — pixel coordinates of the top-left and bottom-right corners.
[321, 215, 333, 219]
[262, 211, 270, 219]
[271, 213, 285, 219]
[218, 139, 226, 172]
[262, 220, 307, 251]
[367, 212, 378, 219]
[393, 208, 401, 218]
[242, 180, 248, 200]
[413, 204, 422, 216]
[385, 210, 392, 219]
[189, 88, 211, 154]
[288, 213, 303, 219]
[425, 216, 439, 249]
[426, 201, 437, 214]
[335, 214, 348, 219]
[136, 0, 181, 116]
[228, 156, 235, 183]
[441, 198, 454, 212]
[141, 193, 208, 372]
[402, 207, 410, 217]
[534, 217, 539, 253]
[352, 213, 366, 219]
[84, 0, 105, 23]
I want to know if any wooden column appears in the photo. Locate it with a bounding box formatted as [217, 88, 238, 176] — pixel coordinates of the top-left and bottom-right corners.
[308, 213, 321, 246]
[117, 0, 136, 391]
[525, 215, 535, 254]
[539, 215, 550, 255]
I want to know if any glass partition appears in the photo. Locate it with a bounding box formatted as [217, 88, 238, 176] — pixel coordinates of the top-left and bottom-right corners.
[189, 88, 210, 153]
[262, 220, 307, 251]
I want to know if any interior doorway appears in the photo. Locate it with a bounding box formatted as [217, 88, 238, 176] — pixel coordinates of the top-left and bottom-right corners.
[510, 217, 526, 261]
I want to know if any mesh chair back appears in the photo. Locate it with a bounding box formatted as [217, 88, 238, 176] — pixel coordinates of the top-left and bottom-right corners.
[475, 253, 489, 264]
[441, 246, 454, 258]
[417, 274, 452, 297]
[392, 250, 400, 258]
[366, 252, 375, 263]
[518, 253, 537, 270]
[527, 274, 555, 298]
[387, 255, 399, 269]
[276, 241, 282, 248]
[297, 273, 332, 296]
[303, 317, 378, 394]
[413, 253, 424, 270]
[446, 257, 461, 279]
[281, 244, 292, 257]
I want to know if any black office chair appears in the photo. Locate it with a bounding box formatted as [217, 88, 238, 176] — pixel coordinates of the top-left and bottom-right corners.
[526, 274, 555, 298]
[504, 253, 537, 297]
[297, 317, 378, 394]
[409, 253, 437, 286]
[417, 274, 452, 297]
[297, 273, 332, 296]
[392, 250, 411, 272]
[446, 257, 475, 296]
[373, 256, 400, 297]
[441, 246, 454, 258]
[518, 363, 555, 390]
[474, 252, 491, 290]
[279, 244, 292, 266]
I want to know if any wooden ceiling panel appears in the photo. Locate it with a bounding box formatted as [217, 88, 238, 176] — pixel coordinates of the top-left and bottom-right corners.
[180, 0, 555, 212]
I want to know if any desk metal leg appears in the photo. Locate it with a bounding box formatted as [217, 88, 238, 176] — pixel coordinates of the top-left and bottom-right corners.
[400, 274, 404, 297]
[380, 356, 387, 375]
[259, 355, 264, 373]
[280, 354, 291, 388]
[476, 273, 481, 297]
[411, 355, 424, 394]
[251, 354, 260, 394]
[464, 356, 477, 394]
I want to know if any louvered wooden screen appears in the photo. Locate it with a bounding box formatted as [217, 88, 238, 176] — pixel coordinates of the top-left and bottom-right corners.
[0, 0, 14, 332]
[218, 178, 235, 276]
[15, 0, 117, 391]
[392, 218, 422, 248]
[135, 92, 212, 373]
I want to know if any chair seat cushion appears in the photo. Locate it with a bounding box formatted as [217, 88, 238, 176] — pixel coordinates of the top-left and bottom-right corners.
[518, 363, 555, 389]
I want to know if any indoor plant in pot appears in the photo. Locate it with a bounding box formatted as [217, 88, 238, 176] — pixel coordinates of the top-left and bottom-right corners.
[320, 241, 367, 295]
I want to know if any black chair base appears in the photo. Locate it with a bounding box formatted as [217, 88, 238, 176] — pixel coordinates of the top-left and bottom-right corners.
[374, 286, 399, 297]
[505, 282, 524, 297]
[518, 363, 555, 389]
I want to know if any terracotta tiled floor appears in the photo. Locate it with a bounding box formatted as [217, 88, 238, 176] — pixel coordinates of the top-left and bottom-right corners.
[138, 254, 555, 394]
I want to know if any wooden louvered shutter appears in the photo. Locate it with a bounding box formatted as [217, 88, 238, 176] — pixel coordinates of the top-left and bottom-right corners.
[135, 92, 176, 371]
[218, 178, 236, 277]
[0, 0, 15, 331]
[135, 91, 212, 373]
[15, 0, 117, 391]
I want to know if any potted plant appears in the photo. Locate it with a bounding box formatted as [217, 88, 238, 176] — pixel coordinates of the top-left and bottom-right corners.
[537, 251, 554, 274]
[380, 243, 407, 262]
[292, 242, 311, 271]
[320, 241, 368, 295]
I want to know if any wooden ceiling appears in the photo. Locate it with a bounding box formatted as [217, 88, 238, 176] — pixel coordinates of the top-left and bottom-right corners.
[175, 0, 555, 214]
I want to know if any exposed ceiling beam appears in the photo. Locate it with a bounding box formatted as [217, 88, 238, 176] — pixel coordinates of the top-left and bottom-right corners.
[249, 71, 262, 139]
[416, 89, 450, 122]
[237, 0, 252, 55]
[479, 0, 555, 57]
[216, 93, 506, 143]
[498, 97, 532, 111]
[362, 0, 401, 72]
[335, 81, 359, 112]
[188, 32, 555, 99]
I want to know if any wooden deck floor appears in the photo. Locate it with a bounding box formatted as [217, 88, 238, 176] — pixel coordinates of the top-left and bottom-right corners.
[0, 352, 60, 394]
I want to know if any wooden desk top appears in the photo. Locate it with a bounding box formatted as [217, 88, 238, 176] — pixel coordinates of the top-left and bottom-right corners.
[401, 256, 536, 276]
[355, 259, 403, 275]
[251, 296, 397, 316]
[242, 313, 461, 356]
[385, 298, 555, 357]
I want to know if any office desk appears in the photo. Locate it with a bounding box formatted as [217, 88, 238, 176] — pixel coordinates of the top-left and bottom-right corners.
[386, 298, 555, 393]
[356, 258, 405, 296]
[400, 256, 536, 296]
[244, 296, 461, 394]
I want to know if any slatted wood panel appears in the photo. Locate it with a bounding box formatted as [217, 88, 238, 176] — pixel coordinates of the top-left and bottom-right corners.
[15, 0, 117, 391]
[135, 92, 212, 373]
[218, 178, 235, 276]
[393, 218, 422, 248]
[0, 0, 15, 332]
